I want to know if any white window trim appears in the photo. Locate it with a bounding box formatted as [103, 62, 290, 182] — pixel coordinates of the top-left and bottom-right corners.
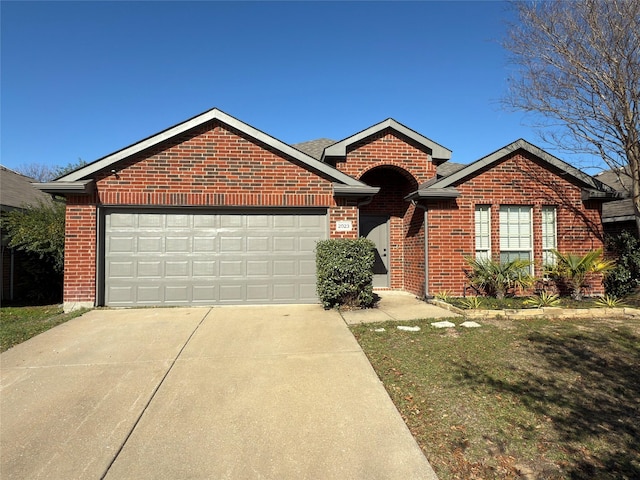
[475, 205, 491, 260]
[541, 206, 557, 269]
[499, 206, 533, 272]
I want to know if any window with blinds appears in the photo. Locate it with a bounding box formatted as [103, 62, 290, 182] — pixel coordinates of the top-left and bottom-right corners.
[499, 206, 532, 270]
[475, 205, 491, 260]
[542, 206, 557, 267]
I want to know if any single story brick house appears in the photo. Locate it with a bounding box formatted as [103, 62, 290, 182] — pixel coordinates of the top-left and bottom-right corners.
[37, 108, 617, 311]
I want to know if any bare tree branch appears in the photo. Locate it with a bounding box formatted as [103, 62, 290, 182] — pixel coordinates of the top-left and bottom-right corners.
[503, 0, 640, 237]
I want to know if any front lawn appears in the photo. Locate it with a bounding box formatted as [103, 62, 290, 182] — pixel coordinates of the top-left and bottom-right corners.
[0, 305, 87, 352]
[351, 316, 640, 479]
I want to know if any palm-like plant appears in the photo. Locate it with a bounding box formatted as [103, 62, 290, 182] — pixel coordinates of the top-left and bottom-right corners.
[464, 257, 534, 299]
[547, 249, 614, 300]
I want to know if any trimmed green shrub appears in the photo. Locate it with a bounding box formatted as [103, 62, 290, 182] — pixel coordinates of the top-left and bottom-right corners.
[604, 231, 640, 298]
[316, 238, 375, 309]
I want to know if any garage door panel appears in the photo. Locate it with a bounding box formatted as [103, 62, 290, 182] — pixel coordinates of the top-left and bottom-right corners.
[299, 259, 316, 275]
[193, 260, 216, 277]
[165, 261, 189, 277]
[138, 286, 162, 303]
[247, 260, 269, 276]
[138, 237, 162, 253]
[109, 236, 135, 253]
[273, 283, 297, 301]
[110, 213, 136, 228]
[220, 237, 243, 252]
[165, 286, 189, 302]
[166, 237, 190, 253]
[192, 285, 217, 302]
[247, 215, 269, 228]
[109, 261, 134, 278]
[138, 214, 162, 228]
[273, 260, 296, 276]
[273, 237, 295, 252]
[219, 260, 243, 277]
[220, 215, 242, 228]
[166, 214, 189, 228]
[104, 210, 326, 306]
[299, 283, 317, 300]
[273, 215, 295, 228]
[219, 284, 243, 302]
[193, 237, 216, 253]
[247, 237, 269, 252]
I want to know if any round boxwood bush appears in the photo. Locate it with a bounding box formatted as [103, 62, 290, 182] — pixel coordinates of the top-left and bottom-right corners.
[316, 238, 375, 309]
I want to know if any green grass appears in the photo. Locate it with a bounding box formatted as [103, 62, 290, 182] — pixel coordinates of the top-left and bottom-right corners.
[0, 305, 88, 352]
[351, 316, 640, 479]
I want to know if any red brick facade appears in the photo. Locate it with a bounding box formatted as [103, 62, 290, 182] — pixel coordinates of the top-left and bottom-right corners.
[63, 121, 361, 307]
[331, 130, 435, 295]
[56, 111, 609, 308]
[426, 151, 605, 296]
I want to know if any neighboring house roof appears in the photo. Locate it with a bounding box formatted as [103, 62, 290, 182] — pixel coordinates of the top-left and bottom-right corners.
[37, 108, 375, 197]
[322, 118, 452, 164]
[293, 139, 336, 160]
[602, 198, 636, 223]
[0, 165, 51, 211]
[407, 139, 619, 201]
[594, 167, 633, 192]
[595, 167, 636, 223]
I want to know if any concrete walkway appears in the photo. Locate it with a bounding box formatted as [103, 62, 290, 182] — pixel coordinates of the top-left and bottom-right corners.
[1, 297, 448, 479]
[340, 290, 461, 325]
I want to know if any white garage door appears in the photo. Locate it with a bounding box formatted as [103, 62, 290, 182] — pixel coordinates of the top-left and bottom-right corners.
[103, 210, 327, 307]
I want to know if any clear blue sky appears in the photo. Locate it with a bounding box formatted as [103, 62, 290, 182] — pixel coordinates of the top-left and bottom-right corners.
[1, 1, 603, 174]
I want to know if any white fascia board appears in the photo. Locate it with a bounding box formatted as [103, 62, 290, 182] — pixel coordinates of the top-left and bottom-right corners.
[58, 108, 364, 187]
[323, 118, 452, 161]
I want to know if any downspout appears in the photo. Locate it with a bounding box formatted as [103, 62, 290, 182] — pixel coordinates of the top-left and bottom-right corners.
[412, 201, 429, 299]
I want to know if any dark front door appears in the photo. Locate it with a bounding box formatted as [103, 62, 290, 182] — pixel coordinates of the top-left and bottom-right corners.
[360, 215, 390, 288]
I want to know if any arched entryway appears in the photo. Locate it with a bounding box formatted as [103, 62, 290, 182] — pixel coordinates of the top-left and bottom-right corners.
[358, 166, 422, 291]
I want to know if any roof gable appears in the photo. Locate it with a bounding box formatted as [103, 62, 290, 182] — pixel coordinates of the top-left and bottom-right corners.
[426, 139, 614, 193]
[55, 108, 364, 188]
[322, 118, 452, 164]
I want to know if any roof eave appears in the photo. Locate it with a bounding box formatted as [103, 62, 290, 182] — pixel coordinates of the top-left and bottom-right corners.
[602, 215, 638, 223]
[332, 184, 381, 197]
[581, 189, 622, 201]
[404, 188, 461, 201]
[34, 180, 95, 195]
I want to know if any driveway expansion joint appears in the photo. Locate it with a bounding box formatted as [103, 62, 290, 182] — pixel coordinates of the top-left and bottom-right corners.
[98, 307, 212, 480]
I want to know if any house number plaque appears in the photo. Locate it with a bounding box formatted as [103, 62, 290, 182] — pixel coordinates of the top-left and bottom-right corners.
[335, 220, 353, 232]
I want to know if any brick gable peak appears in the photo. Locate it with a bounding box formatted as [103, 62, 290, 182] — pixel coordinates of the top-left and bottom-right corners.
[322, 118, 452, 165]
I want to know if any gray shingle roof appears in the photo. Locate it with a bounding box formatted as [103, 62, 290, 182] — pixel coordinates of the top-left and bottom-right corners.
[602, 198, 636, 222]
[436, 162, 465, 178]
[0, 165, 51, 211]
[593, 167, 632, 192]
[293, 139, 336, 160]
[594, 168, 636, 222]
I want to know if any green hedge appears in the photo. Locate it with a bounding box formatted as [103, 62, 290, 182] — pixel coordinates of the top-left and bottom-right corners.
[316, 238, 376, 309]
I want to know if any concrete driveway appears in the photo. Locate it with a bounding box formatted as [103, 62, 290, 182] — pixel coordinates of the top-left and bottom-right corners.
[1, 303, 440, 479]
